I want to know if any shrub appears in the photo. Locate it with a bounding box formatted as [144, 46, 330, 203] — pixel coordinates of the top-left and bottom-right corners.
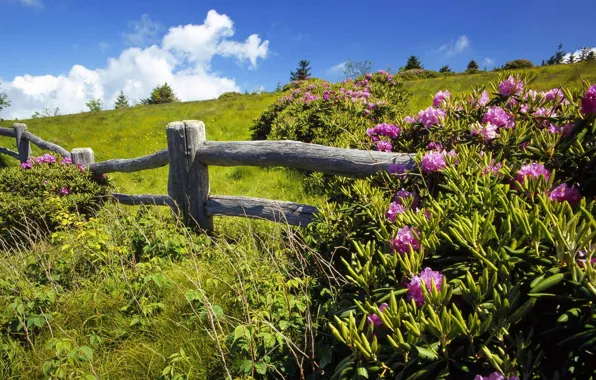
[306, 74, 596, 378]
[0, 154, 109, 244]
[503, 59, 534, 70]
[218, 91, 242, 100]
[141, 83, 179, 105]
[399, 69, 442, 81]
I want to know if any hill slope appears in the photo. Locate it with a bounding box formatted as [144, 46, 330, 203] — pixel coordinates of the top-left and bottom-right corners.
[1, 62, 596, 201]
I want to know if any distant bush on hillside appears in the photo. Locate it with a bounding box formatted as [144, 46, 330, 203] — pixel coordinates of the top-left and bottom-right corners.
[398, 69, 442, 81]
[218, 91, 242, 99]
[141, 83, 179, 105]
[503, 58, 534, 70]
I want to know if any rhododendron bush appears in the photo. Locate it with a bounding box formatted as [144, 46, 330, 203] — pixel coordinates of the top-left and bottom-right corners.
[303, 76, 596, 378]
[0, 154, 109, 243]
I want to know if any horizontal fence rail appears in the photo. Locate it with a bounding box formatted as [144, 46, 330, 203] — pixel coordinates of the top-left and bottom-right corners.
[1, 120, 417, 232]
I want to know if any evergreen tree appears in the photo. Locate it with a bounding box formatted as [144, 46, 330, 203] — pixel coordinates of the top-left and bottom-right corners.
[546, 43, 566, 65]
[466, 60, 479, 72]
[141, 83, 179, 105]
[114, 90, 130, 109]
[404, 56, 423, 70]
[290, 60, 311, 81]
[439, 65, 452, 73]
[0, 82, 10, 113]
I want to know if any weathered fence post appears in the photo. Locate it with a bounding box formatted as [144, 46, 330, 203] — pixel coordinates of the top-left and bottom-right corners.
[71, 148, 95, 167]
[166, 120, 213, 233]
[13, 123, 31, 163]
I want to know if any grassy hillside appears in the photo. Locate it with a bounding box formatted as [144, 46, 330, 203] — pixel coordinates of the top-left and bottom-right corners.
[1, 62, 596, 204]
[0, 93, 319, 206]
[406, 61, 596, 111]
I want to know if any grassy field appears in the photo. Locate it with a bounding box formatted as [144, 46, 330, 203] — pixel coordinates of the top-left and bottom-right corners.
[1, 62, 596, 204]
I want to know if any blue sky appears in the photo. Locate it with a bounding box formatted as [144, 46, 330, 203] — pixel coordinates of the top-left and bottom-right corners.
[0, 0, 593, 118]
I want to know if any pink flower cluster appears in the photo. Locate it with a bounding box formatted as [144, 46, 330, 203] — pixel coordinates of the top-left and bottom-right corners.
[417, 106, 446, 128]
[549, 183, 581, 206]
[367, 123, 400, 140]
[433, 90, 451, 107]
[421, 151, 447, 173]
[367, 303, 389, 327]
[407, 267, 443, 306]
[483, 160, 502, 176]
[470, 90, 490, 108]
[482, 106, 515, 129]
[475, 372, 519, 380]
[386, 189, 419, 222]
[392, 226, 420, 254]
[581, 83, 596, 115]
[547, 123, 573, 136]
[471, 123, 499, 142]
[515, 162, 551, 184]
[499, 76, 524, 97]
[541, 88, 568, 105]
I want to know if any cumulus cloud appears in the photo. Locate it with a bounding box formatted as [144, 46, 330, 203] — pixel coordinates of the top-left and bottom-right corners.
[329, 62, 346, 74]
[0, 10, 270, 119]
[438, 35, 470, 56]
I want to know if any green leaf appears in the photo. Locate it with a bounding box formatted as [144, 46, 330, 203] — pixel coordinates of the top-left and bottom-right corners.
[357, 367, 369, 379]
[530, 273, 564, 293]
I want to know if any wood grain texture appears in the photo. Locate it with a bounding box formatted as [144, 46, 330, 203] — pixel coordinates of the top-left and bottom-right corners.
[205, 195, 318, 226]
[71, 148, 95, 167]
[21, 131, 70, 157]
[0, 146, 19, 159]
[13, 123, 31, 163]
[194, 140, 415, 177]
[111, 193, 174, 207]
[166, 120, 213, 232]
[90, 149, 168, 174]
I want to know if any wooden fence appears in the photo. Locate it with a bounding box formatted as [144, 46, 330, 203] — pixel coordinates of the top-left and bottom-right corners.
[0, 121, 415, 232]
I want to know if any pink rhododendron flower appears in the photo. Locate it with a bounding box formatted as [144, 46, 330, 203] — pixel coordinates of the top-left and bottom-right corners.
[386, 202, 406, 222]
[427, 142, 443, 151]
[482, 106, 515, 129]
[20, 161, 32, 169]
[516, 163, 551, 184]
[472, 123, 499, 142]
[421, 151, 447, 173]
[542, 88, 568, 105]
[476, 90, 490, 107]
[577, 250, 596, 268]
[432, 90, 451, 107]
[367, 123, 400, 139]
[367, 303, 389, 327]
[499, 76, 524, 97]
[394, 189, 419, 208]
[388, 163, 408, 175]
[403, 116, 417, 124]
[61, 157, 73, 165]
[474, 372, 519, 380]
[407, 268, 443, 306]
[525, 89, 538, 101]
[376, 140, 392, 152]
[483, 160, 502, 176]
[549, 183, 581, 206]
[417, 106, 446, 128]
[60, 187, 70, 195]
[581, 83, 596, 114]
[392, 226, 420, 254]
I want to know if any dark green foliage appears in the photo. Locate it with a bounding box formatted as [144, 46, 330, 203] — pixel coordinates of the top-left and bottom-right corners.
[85, 98, 103, 112]
[343, 60, 374, 80]
[503, 59, 534, 70]
[405, 56, 423, 70]
[114, 90, 130, 109]
[141, 83, 179, 105]
[439, 65, 452, 73]
[290, 60, 312, 81]
[0, 156, 109, 244]
[466, 59, 480, 73]
[399, 69, 442, 81]
[546, 43, 566, 65]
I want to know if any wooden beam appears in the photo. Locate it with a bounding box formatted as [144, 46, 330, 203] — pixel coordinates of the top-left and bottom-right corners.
[0, 127, 16, 137]
[0, 146, 19, 159]
[21, 131, 70, 157]
[205, 195, 318, 226]
[71, 147, 95, 167]
[90, 149, 168, 174]
[111, 193, 174, 207]
[13, 123, 31, 163]
[195, 140, 415, 177]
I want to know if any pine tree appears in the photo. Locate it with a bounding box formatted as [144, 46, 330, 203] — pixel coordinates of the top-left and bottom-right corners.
[289, 60, 311, 81]
[546, 43, 566, 65]
[114, 90, 130, 109]
[404, 56, 423, 70]
[439, 65, 452, 73]
[141, 83, 179, 105]
[466, 60, 479, 72]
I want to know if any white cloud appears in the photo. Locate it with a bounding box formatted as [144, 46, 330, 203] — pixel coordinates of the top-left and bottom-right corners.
[438, 35, 470, 56]
[0, 10, 269, 119]
[483, 57, 495, 67]
[98, 41, 109, 51]
[17, 0, 43, 8]
[329, 62, 346, 74]
[123, 14, 164, 47]
[563, 47, 596, 63]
